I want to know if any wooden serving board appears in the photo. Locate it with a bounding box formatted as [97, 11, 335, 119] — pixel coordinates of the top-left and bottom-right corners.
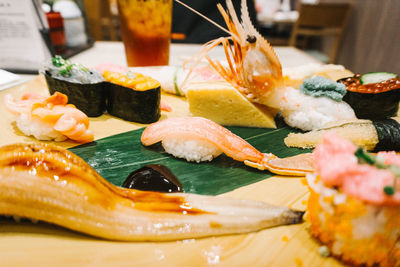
[0, 77, 343, 266]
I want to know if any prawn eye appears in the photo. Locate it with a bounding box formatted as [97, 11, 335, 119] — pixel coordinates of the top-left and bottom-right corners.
[247, 35, 257, 43]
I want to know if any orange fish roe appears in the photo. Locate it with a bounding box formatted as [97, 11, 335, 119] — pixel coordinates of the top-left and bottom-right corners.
[307, 184, 400, 267]
[295, 257, 303, 267]
[282, 235, 289, 242]
[341, 73, 400, 94]
[103, 70, 160, 91]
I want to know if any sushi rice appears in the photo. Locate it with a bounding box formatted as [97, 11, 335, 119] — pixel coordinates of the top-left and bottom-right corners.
[279, 85, 356, 131]
[162, 136, 222, 163]
[16, 113, 67, 141]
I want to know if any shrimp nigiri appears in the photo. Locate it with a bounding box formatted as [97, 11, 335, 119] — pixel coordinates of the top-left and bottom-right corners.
[5, 92, 94, 143]
[141, 117, 314, 176]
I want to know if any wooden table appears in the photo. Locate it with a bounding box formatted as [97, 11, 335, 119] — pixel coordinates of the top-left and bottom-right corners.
[71, 41, 319, 68]
[0, 42, 342, 266]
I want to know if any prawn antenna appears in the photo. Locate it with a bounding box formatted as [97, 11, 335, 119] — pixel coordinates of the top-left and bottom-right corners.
[174, 0, 233, 36]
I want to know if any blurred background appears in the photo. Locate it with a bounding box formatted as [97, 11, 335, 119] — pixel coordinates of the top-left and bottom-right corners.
[43, 0, 399, 73]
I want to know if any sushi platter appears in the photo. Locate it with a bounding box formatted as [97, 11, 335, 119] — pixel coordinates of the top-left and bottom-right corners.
[0, 33, 399, 267]
[0, 75, 342, 266]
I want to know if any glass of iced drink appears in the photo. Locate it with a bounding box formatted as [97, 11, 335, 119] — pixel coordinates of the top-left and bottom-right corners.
[117, 0, 172, 66]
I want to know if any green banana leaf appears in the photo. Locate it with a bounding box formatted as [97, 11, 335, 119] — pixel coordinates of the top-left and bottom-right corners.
[69, 126, 310, 195]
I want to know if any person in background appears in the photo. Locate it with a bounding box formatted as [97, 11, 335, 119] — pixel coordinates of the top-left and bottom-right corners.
[172, 0, 259, 44]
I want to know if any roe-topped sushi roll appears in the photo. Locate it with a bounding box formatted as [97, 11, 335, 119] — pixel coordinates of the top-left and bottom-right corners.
[307, 133, 400, 266]
[340, 72, 400, 119]
[42, 56, 107, 117]
[103, 70, 161, 124]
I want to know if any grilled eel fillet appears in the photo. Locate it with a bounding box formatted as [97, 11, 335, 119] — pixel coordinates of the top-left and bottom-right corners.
[0, 143, 304, 241]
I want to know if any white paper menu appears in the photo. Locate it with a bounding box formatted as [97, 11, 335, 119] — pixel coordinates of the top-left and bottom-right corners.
[0, 0, 52, 73]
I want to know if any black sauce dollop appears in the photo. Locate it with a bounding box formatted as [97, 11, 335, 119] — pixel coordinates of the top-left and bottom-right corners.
[122, 164, 183, 193]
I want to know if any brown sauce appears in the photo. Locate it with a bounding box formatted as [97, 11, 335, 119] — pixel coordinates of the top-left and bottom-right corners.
[122, 164, 183, 193]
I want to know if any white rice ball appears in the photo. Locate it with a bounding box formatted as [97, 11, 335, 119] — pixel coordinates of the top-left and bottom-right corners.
[162, 136, 222, 163]
[16, 114, 67, 141]
[280, 87, 356, 131]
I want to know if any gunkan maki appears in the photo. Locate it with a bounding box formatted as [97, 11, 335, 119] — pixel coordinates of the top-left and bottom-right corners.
[42, 56, 107, 117]
[340, 72, 400, 119]
[103, 70, 161, 124]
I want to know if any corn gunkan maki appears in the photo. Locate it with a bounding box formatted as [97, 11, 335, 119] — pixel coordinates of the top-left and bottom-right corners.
[42, 56, 107, 117]
[340, 72, 400, 119]
[103, 71, 161, 124]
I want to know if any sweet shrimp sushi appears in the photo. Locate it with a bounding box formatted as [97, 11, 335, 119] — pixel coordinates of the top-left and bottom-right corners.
[141, 117, 264, 163]
[141, 117, 314, 176]
[307, 133, 400, 266]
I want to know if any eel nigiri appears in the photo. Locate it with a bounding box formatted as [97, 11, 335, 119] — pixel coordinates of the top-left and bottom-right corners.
[4, 92, 94, 143]
[0, 142, 304, 241]
[141, 117, 314, 176]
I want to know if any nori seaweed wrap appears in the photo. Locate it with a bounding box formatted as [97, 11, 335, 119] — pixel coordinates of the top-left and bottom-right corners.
[104, 71, 161, 123]
[42, 56, 107, 117]
[339, 74, 400, 119]
[373, 119, 400, 152]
